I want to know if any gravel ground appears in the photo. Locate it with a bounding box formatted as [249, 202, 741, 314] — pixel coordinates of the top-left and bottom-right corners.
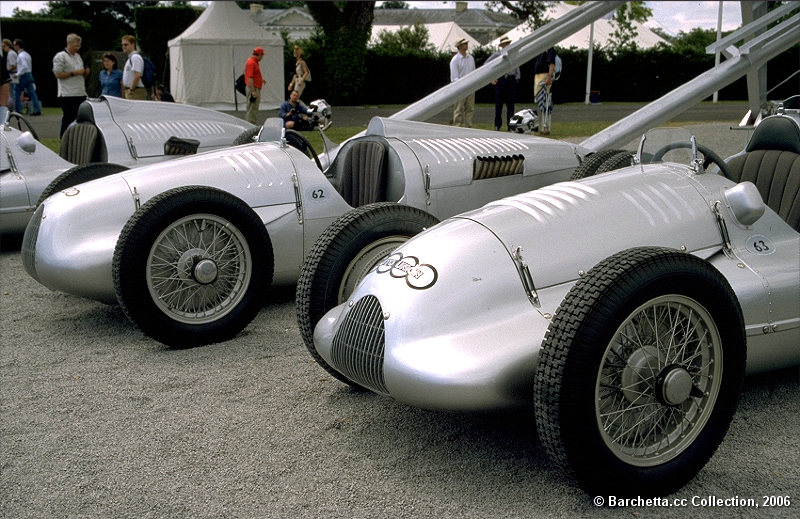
[2, 121, 798, 518]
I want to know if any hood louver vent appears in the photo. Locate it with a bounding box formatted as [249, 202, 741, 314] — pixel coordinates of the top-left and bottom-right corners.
[473, 154, 524, 180]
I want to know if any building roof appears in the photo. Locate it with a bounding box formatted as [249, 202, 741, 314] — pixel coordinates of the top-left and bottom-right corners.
[250, 5, 518, 45]
[371, 22, 481, 53]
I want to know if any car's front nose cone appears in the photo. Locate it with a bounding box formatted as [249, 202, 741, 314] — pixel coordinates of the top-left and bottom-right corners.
[315, 217, 555, 410]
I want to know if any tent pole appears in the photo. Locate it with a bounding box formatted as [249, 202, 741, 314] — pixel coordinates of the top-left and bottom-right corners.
[233, 47, 238, 112]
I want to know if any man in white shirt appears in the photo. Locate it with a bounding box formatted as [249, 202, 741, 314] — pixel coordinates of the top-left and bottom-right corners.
[12, 39, 42, 116]
[449, 37, 476, 127]
[121, 35, 147, 100]
[52, 33, 89, 137]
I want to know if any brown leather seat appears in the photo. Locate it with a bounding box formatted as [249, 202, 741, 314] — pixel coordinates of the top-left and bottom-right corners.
[725, 116, 800, 231]
[339, 140, 386, 207]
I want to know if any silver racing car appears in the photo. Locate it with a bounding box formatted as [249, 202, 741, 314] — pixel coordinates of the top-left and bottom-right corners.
[309, 113, 800, 496]
[23, 117, 586, 347]
[1, 97, 255, 234]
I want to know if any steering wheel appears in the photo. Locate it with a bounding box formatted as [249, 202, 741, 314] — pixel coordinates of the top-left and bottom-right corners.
[7, 111, 40, 141]
[651, 141, 731, 178]
[285, 129, 323, 171]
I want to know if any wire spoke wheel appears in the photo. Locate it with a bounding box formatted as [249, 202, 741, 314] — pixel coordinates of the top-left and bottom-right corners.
[337, 235, 409, 303]
[596, 295, 722, 467]
[147, 213, 252, 324]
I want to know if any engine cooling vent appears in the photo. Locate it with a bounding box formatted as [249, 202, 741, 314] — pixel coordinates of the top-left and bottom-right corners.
[330, 295, 388, 394]
[21, 204, 44, 282]
[473, 154, 524, 180]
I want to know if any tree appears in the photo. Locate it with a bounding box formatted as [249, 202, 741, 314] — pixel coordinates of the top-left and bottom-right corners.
[306, 2, 376, 104]
[372, 24, 435, 56]
[483, 1, 555, 29]
[13, 1, 161, 51]
[378, 1, 410, 8]
[606, 1, 653, 54]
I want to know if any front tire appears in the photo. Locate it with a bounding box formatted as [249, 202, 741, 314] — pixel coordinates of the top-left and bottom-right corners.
[296, 203, 439, 386]
[534, 247, 745, 496]
[112, 186, 273, 348]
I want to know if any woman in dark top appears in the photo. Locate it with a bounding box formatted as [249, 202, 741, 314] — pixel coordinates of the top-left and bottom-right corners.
[99, 53, 123, 97]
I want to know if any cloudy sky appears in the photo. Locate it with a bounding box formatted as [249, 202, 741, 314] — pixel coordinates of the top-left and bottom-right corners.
[0, 1, 744, 36]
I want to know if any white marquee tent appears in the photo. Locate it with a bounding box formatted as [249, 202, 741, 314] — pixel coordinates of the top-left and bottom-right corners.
[370, 22, 480, 53]
[168, 1, 284, 111]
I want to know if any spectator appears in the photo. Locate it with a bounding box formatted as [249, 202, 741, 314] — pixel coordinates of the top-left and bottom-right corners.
[13, 39, 42, 116]
[244, 46, 265, 124]
[0, 46, 8, 108]
[449, 37, 475, 127]
[533, 47, 556, 135]
[121, 35, 147, 100]
[279, 90, 313, 130]
[287, 45, 310, 98]
[3, 39, 18, 110]
[53, 33, 90, 136]
[99, 53, 123, 98]
[152, 84, 174, 102]
[487, 36, 519, 131]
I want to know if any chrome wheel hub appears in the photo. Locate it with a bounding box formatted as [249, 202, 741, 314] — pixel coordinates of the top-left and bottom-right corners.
[193, 258, 218, 285]
[657, 365, 694, 406]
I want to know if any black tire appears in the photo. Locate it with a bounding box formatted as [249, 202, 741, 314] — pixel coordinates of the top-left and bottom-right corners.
[534, 247, 745, 497]
[37, 163, 129, 206]
[112, 186, 273, 348]
[296, 203, 439, 386]
[571, 149, 625, 180]
[233, 127, 260, 145]
[8, 111, 39, 140]
[652, 141, 733, 178]
[595, 151, 635, 174]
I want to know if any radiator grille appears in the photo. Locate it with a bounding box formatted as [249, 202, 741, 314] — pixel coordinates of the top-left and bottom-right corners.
[21, 204, 43, 282]
[330, 295, 387, 394]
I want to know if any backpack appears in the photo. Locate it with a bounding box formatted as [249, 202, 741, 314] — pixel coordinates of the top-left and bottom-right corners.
[235, 74, 246, 95]
[553, 53, 562, 81]
[141, 55, 156, 88]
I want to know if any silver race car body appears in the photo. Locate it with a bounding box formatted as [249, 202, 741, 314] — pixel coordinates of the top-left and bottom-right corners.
[312, 115, 800, 495]
[23, 117, 585, 346]
[1, 97, 254, 234]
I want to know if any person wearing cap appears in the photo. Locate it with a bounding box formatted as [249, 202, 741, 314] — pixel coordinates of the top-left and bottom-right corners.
[487, 35, 520, 131]
[121, 35, 147, 100]
[449, 37, 475, 127]
[245, 46, 265, 124]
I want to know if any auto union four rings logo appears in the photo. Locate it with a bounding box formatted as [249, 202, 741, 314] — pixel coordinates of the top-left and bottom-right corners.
[376, 252, 438, 290]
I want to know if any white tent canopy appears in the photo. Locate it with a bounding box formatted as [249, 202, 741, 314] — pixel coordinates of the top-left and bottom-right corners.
[370, 22, 480, 53]
[168, 1, 284, 111]
[491, 2, 667, 50]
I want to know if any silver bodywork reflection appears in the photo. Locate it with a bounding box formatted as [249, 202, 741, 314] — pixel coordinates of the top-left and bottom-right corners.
[314, 125, 800, 410]
[1, 97, 254, 234]
[23, 117, 585, 304]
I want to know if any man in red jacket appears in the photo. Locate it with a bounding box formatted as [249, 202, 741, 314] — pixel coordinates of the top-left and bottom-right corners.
[244, 46, 264, 124]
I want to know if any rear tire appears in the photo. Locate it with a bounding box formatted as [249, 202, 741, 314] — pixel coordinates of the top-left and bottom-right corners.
[233, 127, 260, 145]
[37, 163, 129, 206]
[296, 203, 439, 386]
[595, 151, 635, 174]
[570, 149, 625, 180]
